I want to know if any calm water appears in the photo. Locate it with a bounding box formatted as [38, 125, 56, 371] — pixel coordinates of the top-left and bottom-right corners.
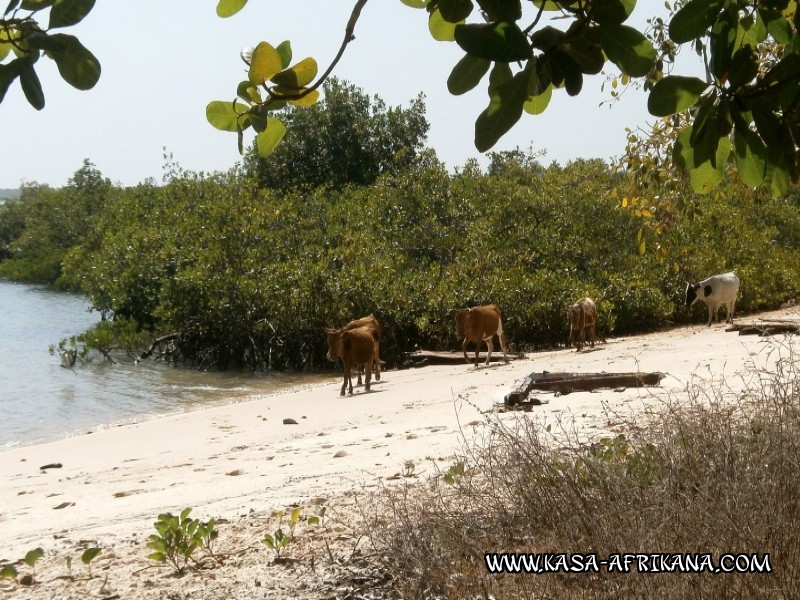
[0, 280, 330, 449]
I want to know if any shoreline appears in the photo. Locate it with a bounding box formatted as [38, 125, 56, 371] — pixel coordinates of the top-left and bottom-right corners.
[2, 308, 799, 596]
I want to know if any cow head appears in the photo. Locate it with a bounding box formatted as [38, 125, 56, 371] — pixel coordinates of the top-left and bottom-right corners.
[452, 308, 469, 338]
[684, 282, 702, 306]
[324, 328, 340, 362]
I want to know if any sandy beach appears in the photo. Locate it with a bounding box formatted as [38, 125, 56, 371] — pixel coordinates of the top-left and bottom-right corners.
[2, 307, 799, 598]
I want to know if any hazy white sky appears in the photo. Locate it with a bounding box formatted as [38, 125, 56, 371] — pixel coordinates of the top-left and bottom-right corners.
[1, 1, 665, 189]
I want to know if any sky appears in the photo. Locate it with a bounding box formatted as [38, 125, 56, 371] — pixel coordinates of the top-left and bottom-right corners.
[0, 1, 667, 189]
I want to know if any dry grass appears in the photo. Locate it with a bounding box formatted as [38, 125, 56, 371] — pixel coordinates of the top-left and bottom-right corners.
[363, 342, 800, 599]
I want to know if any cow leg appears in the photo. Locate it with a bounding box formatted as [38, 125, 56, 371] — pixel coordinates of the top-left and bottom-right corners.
[497, 319, 509, 363]
[589, 323, 596, 348]
[728, 300, 736, 323]
[706, 304, 714, 326]
[373, 340, 381, 381]
[356, 364, 363, 386]
[364, 356, 373, 392]
[484, 337, 494, 366]
[340, 369, 348, 396]
[462, 338, 471, 364]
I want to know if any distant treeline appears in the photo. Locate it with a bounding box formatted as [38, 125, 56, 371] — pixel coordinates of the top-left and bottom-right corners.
[2, 156, 800, 371]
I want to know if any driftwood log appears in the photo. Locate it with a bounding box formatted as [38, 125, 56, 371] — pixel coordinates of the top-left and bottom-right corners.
[403, 349, 526, 367]
[504, 371, 665, 406]
[726, 319, 800, 336]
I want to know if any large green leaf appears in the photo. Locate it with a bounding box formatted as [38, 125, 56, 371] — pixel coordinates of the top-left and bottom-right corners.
[271, 57, 318, 88]
[647, 75, 708, 116]
[709, 19, 735, 81]
[455, 21, 531, 62]
[562, 30, 605, 75]
[588, 0, 636, 25]
[206, 100, 250, 132]
[726, 46, 758, 90]
[476, 0, 521, 21]
[20, 0, 55, 9]
[733, 124, 767, 187]
[761, 9, 794, 44]
[447, 53, 491, 95]
[599, 24, 656, 77]
[438, 0, 472, 23]
[474, 63, 530, 151]
[523, 83, 552, 114]
[674, 125, 730, 193]
[48, 0, 95, 29]
[48, 34, 100, 90]
[216, 0, 248, 17]
[669, 0, 723, 43]
[248, 41, 282, 85]
[400, 0, 428, 7]
[19, 59, 44, 109]
[256, 117, 286, 157]
[429, 8, 459, 41]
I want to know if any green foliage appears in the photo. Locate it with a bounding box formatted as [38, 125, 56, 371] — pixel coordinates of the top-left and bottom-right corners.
[80, 547, 101, 578]
[0, 0, 99, 108]
[242, 78, 430, 193]
[0, 160, 111, 286]
[0, 563, 18, 580]
[262, 507, 303, 560]
[146, 508, 219, 573]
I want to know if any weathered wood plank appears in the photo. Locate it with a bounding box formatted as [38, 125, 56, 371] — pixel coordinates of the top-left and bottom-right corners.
[504, 371, 665, 406]
[403, 349, 526, 366]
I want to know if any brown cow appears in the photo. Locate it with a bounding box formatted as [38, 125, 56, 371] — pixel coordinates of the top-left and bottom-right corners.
[452, 304, 509, 367]
[567, 297, 597, 352]
[342, 314, 383, 385]
[325, 326, 377, 396]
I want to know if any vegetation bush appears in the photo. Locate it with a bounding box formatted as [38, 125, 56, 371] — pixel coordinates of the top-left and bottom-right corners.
[364, 345, 800, 598]
[3, 88, 800, 370]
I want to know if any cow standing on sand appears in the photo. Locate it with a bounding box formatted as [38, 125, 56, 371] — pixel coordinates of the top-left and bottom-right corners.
[685, 271, 740, 326]
[568, 297, 597, 352]
[452, 304, 510, 367]
[325, 326, 378, 396]
[342, 314, 383, 385]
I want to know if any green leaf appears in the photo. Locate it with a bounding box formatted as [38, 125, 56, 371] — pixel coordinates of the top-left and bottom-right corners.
[600, 24, 656, 77]
[454, 21, 531, 62]
[448, 53, 491, 95]
[0, 43, 9, 61]
[81, 547, 101, 564]
[256, 117, 286, 157]
[147, 552, 166, 562]
[206, 101, 250, 131]
[669, 0, 723, 43]
[710, 18, 735, 81]
[4, 0, 21, 14]
[21, 0, 55, 9]
[475, 63, 530, 151]
[726, 46, 758, 90]
[276, 40, 292, 69]
[216, 0, 247, 17]
[237, 80, 261, 104]
[0, 59, 23, 103]
[562, 31, 605, 75]
[761, 10, 794, 44]
[767, 152, 790, 196]
[49, 0, 95, 29]
[0, 564, 18, 579]
[438, 0, 472, 23]
[307, 516, 320, 526]
[733, 124, 767, 187]
[589, 0, 636, 25]
[400, 0, 428, 7]
[271, 57, 318, 88]
[429, 8, 459, 41]
[647, 75, 708, 116]
[48, 34, 100, 90]
[248, 41, 282, 86]
[524, 83, 552, 114]
[674, 125, 730, 193]
[290, 507, 301, 525]
[476, 0, 521, 21]
[24, 548, 44, 567]
[19, 59, 44, 110]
